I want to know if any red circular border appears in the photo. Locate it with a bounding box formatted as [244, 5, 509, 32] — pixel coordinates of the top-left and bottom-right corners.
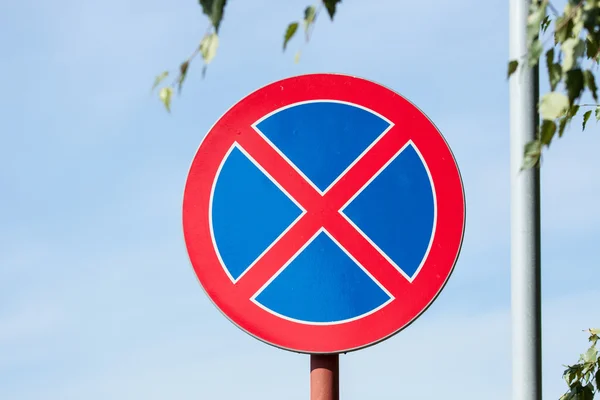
[182, 74, 465, 354]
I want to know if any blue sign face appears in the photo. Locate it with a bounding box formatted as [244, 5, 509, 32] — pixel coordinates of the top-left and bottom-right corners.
[210, 100, 435, 325]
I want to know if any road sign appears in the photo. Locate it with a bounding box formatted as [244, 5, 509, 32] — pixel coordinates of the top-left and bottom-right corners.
[182, 74, 465, 354]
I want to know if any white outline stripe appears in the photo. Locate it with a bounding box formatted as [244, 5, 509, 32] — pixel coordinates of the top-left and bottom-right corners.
[339, 141, 437, 283]
[251, 100, 394, 195]
[209, 142, 306, 283]
[250, 228, 394, 326]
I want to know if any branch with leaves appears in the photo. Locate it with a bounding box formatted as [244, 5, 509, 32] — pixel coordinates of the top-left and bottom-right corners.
[151, 31, 218, 112]
[152, 0, 340, 112]
[559, 329, 600, 400]
[151, 0, 224, 112]
[283, 0, 342, 63]
[508, 0, 600, 169]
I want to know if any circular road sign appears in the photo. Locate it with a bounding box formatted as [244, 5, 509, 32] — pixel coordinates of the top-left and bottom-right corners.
[182, 73, 465, 354]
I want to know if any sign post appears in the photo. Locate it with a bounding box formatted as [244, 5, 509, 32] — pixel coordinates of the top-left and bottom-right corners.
[182, 73, 465, 397]
[310, 354, 339, 400]
[509, 1, 542, 400]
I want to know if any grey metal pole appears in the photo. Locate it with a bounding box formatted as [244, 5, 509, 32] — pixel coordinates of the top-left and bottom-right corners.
[509, 0, 542, 400]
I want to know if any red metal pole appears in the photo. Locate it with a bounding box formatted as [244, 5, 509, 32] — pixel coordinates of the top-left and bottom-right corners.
[310, 354, 339, 400]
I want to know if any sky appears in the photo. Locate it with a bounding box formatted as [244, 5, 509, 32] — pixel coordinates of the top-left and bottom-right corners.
[0, 0, 599, 399]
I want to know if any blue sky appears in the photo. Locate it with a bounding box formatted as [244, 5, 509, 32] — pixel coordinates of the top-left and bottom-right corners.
[1, 0, 598, 398]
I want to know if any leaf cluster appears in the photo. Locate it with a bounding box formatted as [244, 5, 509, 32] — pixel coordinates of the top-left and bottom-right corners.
[559, 329, 600, 400]
[153, 0, 340, 112]
[152, 0, 225, 112]
[283, 0, 341, 62]
[508, 0, 600, 169]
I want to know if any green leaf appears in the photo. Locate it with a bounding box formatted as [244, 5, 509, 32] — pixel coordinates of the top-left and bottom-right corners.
[540, 120, 556, 146]
[199, 0, 228, 32]
[549, 63, 562, 91]
[581, 383, 594, 400]
[159, 86, 173, 112]
[539, 92, 570, 119]
[586, 37, 599, 60]
[564, 365, 583, 386]
[567, 105, 580, 119]
[590, 328, 600, 335]
[283, 22, 299, 50]
[152, 71, 169, 91]
[596, 106, 600, 121]
[562, 38, 585, 72]
[177, 61, 189, 93]
[583, 70, 598, 102]
[545, 47, 554, 68]
[572, 6, 584, 38]
[527, 0, 547, 44]
[554, 15, 573, 45]
[541, 15, 551, 33]
[566, 371, 576, 386]
[200, 33, 219, 64]
[522, 140, 542, 169]
[323, 0, 341, 20]
[558, 116, 568, 137]
[595, 369, 599, 392]
[294, 50, 301, 64]
[566, 69, 585, 105]
[545, 48, 562, 90]
[560, 105, 581, 136]
[560, 391, 575, 400]
[528, 39, 544, 67]
[582, 347, 598, 363]
[304, 5, 316, 24]
[564, 372, 573, 387]
[570, 379, 584, 391]
[559, 392, 574, 400]
[303, 5, 316, 34]
[583, 110, 592, 130]
[508, 60, 519, 78]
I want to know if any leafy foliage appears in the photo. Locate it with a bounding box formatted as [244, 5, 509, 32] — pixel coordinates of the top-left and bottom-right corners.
[153, 1, 341, 111]
[152, 0, 229, 111]
[156, 0, 594, 174]
[559, 329, 600, 400]
[507, 0, 600, 169]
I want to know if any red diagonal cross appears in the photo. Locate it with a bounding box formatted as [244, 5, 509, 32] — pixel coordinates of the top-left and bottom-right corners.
[233, 124, 414, 300]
